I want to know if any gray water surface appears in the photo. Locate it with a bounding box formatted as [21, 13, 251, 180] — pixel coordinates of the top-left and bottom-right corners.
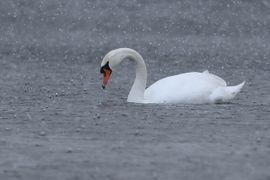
[0, 0, 270, 180]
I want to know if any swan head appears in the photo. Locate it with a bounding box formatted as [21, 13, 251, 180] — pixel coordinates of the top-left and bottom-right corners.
[101, 49, 125, 69]
[100, 49, 128, 88]
[100, 61, 112, 89]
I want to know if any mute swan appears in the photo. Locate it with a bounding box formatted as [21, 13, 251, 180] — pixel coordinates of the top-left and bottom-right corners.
[100, 48, 245, 104]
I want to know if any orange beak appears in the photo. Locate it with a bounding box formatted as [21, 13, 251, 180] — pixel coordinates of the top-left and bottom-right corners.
[102, 69, 111, 89]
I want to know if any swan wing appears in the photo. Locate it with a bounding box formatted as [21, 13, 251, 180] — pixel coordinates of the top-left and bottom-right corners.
[202, 70, 209, 74]
[145, 72, 227, 104]
[202, 70, 227, 86]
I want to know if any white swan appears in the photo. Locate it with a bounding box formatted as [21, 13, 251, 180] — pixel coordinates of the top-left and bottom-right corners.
[100, 48, 245, 104]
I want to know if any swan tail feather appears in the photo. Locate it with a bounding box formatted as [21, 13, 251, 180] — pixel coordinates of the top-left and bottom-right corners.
[210, 81, 245, 103]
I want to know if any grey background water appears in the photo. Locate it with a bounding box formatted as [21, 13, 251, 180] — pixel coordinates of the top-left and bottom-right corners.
[0, 0, 270, 180]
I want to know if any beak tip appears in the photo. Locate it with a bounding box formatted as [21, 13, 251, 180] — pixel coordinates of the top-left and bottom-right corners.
[102, 85, 106, 89]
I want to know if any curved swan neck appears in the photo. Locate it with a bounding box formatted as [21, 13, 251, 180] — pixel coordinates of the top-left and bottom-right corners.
[110, 48, 147, 103]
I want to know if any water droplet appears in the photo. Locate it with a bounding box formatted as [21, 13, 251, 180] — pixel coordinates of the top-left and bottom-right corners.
[39, 131, 46, 136]
[66, 147, 73, 153]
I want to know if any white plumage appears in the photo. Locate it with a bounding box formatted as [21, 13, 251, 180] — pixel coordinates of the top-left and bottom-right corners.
[101, 48, 245, 104]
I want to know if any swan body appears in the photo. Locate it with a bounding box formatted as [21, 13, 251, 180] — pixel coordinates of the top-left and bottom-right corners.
[100, 48, 245, 104]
